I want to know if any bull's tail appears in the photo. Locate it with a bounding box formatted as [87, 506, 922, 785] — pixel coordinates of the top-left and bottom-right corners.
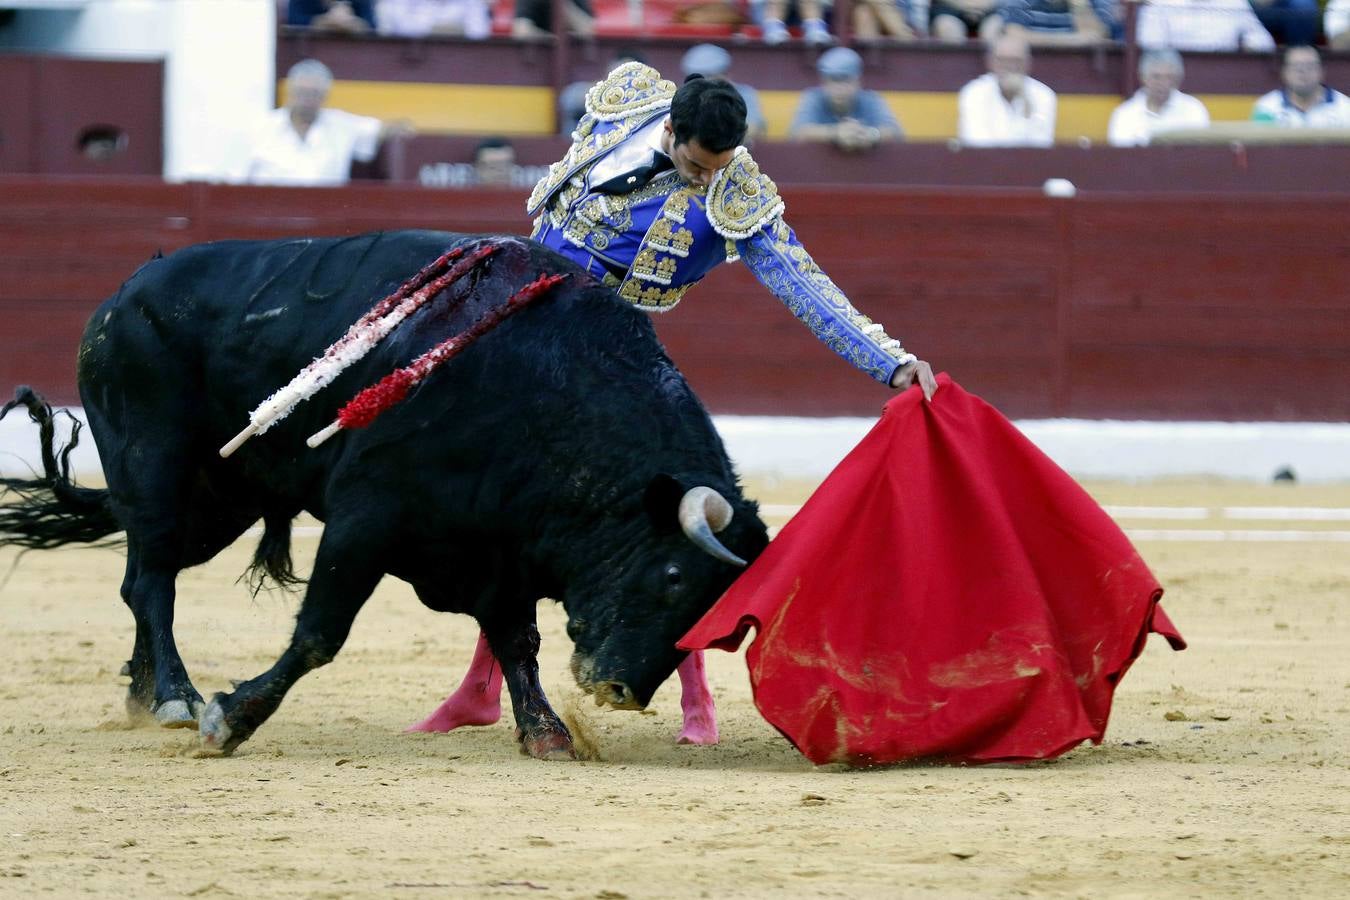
[242, 512, 305, 596]
[0, 386, 122, 550]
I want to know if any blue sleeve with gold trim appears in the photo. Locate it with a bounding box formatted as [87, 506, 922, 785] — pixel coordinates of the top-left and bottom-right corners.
[737, 218, 916, 385]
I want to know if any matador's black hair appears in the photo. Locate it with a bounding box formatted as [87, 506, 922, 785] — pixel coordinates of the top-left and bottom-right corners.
[670, 75, 747, 154]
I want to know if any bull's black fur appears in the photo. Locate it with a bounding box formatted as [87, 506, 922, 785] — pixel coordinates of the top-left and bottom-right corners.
[3, 230, 768, 757]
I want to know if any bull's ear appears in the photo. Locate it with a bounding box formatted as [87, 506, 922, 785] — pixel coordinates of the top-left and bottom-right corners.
[642, 473, 685, 533]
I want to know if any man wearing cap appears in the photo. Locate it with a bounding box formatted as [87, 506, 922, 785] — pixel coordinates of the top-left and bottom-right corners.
[790, 47, 904, 151]
[408, 62, 936, 746]
[681, 43, 767, 142]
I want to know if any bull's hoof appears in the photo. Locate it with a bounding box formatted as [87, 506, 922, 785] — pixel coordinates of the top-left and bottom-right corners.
[153, 699, 199, 729]
[518, 727, 577, 761]
[198, 696, 238, 755]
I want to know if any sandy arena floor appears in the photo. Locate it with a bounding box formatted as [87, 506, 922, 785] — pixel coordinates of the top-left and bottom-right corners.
[1, 479, 1347, 898]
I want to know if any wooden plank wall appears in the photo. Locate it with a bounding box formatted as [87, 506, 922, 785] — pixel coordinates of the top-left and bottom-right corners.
[1, 176, 1346, 420]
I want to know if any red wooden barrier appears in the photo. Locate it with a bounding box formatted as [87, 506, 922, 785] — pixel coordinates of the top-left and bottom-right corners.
[1, 176, 1347, 420]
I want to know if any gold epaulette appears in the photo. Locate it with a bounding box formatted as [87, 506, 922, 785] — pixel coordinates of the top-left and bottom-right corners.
[585, 62, 677, 123]
[706, 148, 785, 241]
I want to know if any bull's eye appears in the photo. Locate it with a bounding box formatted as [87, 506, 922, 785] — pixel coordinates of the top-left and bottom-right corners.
[665, 564, 683, 587]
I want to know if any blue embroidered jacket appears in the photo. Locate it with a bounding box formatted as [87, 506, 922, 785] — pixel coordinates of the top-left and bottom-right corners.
[527, 62, 915, 384]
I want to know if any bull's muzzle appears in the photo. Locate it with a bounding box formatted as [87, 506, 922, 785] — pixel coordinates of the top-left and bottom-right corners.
[570, 652, 645, 710]
[594, 681, 642, 710]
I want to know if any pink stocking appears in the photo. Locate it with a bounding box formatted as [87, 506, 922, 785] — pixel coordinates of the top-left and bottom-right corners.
[404, 632, 503, 733]
[675, 650, 719, 745]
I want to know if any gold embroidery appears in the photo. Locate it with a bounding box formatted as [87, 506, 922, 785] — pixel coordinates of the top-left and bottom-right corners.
[585, 62, 677, 123]
[557, 171, 683, 256]
[707, 148, 785, 240]
[646, 217, 693, 258]
[528, 118, 647, 217]
[762, 224, 910, 363]
[611, 275, 692, 310]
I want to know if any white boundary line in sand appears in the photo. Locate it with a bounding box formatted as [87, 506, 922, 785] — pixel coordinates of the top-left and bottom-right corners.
[260, 514, 1350, 544]
[1124, 529, 1350, 543]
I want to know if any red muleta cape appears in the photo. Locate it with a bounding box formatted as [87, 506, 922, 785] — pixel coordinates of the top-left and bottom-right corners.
[679, 374, 1185, 767]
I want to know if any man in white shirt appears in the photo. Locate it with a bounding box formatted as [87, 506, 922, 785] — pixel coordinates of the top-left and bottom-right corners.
[233, 59, 410, 187]
[376, 0, 491, 38]
[1136, 0, 1275, 52]
[1252, 45, 1350, 129]
[957, 33, 1057, 148]
[1107, 49, 1210, 146]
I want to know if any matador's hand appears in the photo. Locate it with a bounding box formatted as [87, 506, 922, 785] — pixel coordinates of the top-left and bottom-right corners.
[890, 359, 938, 401]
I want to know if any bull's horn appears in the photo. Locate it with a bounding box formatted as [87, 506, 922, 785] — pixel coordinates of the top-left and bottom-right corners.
[678, 487, 746, 567]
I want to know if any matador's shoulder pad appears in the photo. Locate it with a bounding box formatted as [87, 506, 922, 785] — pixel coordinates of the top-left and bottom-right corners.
[585, 62, 677, 123]
[706, 147, 785, 241]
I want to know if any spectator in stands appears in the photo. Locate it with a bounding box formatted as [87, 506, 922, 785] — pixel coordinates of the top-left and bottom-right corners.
[376, 0, 491, 37]
[1107, 49, 1209, 146]
[958, 32, 1056, 147]
[1134, 0, 1274, 52]
[1328, 0, 1350, 49]
[1252, 46, 1350, 129]
[931, 0, 1003, 42]
[998, 0, 1115, 46]
[681, 44, 767, 142]
[473, 137, 516, 186]
[79, 127, 128, 162]
[1249, 0, 1320, 47]
[231, 59, 413, 187]
[559, 49, 646, 135]
[513, 0, 594, 36]
[790, 47, 904, 149]
[288, 0, 376, 31]
[756, 0, 834, 45]
[853, 0, 920, 39]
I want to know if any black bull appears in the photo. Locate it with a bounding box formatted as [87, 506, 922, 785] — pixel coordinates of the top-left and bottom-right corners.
[0, 231, 768, 759]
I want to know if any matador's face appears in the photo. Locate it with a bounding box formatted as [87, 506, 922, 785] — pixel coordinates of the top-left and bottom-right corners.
[662, 120, 736, 188]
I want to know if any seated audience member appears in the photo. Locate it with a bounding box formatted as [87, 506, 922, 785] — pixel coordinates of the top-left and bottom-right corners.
[681, 44, 768, 142]
[790, 47, 904, 149]
[1252, 45, 1350, 129]
[997, 0, 1115, 46]
[1325, 0, 1350, 49]
[853, 0, 920, 39]
[958, 32, 1056, 147]
[559, 49, 646, 135]
[376, 0, 491, 37]
[755, 0, 834, 44]
[1107, 49, 1209, 146]
[931, 0, 1003, 42]
[1135, 0, 1274, 52]
[513, 0, 594, 36]
[1249, 0, 1320, 47]
[473, 137, 516, 186]
[231, 59, 412, 186]
[79, 127, 128, 162]
[289, 0, 376, 31]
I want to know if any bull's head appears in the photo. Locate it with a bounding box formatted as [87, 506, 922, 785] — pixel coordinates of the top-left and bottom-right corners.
[564, 473, 768, 710]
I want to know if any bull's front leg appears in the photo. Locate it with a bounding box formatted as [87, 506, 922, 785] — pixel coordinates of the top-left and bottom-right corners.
[199, 529, 383, 755]
[483, 616, 575, 761]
